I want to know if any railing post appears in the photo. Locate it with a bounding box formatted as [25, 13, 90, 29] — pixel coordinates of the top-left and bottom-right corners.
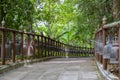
[60, 42, 62, 57]
[12, 31, 16, 63]
[76, 47, 78, 57]
[37, 35, 40, 58]
[79, 47, 81, 57]
[55, 40, 57, 56]
[79, 47, 80, 57]
[75, 47, 77, 57]
[102, 16, 107, 69]
[51, 39, 53, 56]
[20, 31, 24, 61]
[64, 44, 66, 57]
[99, 32, 103, 64]
[74, 46, 77, 57]
[81, 47, 83, 57]
[98, 32, 101, 63]
[53, 39, 55, 56]
[58, 41, 60, 56]
[60, 42, 61, 56]
[77, 47, 79, 57]
[48, 36, 50, 57]
[57, 40, 59, 57]
[58, 41, 59, 56]
[27, 34, 30, 59]
[60, 42, 62, 56]
[118, 27, 120, 68]
[41, 33, 43, 58]
[59, 41, 61, 57]
[44, 37, 47, 57]
[103, 28, 107, 70]
[73, 46, 74, 57]
[50, 38, 52, 56]
[96, 33, 99, 61]
[32, 34, 35, 59]
[62, 43, 64, 57]
[76, 47, 77, 56]
[1, 28, 6, 65]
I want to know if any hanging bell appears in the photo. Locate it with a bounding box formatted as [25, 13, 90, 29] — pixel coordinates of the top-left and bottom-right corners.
[110, 35, 119, 63]
[103, 36, 112, 59]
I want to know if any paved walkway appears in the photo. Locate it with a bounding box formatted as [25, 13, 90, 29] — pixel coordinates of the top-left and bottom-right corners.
[0, 58, 104, 80]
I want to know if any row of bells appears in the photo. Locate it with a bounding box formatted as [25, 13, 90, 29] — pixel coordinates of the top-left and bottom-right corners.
[95, 36, 119, 60]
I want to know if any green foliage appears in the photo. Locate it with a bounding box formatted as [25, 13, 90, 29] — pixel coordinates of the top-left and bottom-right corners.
[1, 0, 35, 30]
[0, 0, 113, 47]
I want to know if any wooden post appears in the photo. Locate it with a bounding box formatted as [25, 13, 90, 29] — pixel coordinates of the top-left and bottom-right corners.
[63, 43, 64, 57]
[96, 33, 99, 61]
[98, 32, 101, 63]
[100, 55, 103, 64]
[119, 27, 120, 70]
[37, 35, 40, 58]
[21, 31, 24, 61]
[32, 34, 35, 59]
[44, 37, 47, 57]
[27, 34, 30, 59]
[103, 28, 107, 70]
[60, 42, 61, 56]
[41, 33, 43, 58]
[60, 42, 62, 57]
[48, 36, 50, 56]
[62, 43, 64, 57]
[77, 47, 79, 57]
[58, 41, 60, 56]
[1, 28, 6, 65]
[57, 41, 59, 56]
[103, 59, 108, 70]
[55, 40, 57, 56]
[50, 38, 52, 56]
[60, 43, 63, 57]
[52, 39, 55, 56]
[50, 39, 53, 56]
[12, 32, 16, 63]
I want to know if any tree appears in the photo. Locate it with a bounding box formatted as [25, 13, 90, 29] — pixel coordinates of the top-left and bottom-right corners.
[0, 0, 35, 30]
[113, 0, 120, 20]
[1, 0, 118, 47]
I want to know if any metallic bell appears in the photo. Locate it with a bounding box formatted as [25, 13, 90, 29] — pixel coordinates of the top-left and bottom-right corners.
[103, 36, 112, 59]
[1, 18, 5, 27]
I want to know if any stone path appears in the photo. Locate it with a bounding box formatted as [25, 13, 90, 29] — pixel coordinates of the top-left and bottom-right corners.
[0, 58, 104, 80]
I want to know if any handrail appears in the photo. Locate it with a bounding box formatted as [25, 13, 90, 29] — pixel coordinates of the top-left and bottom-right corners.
[0, 26, 94, 65]
[95, 20, 120, 72]
[97, 21, 120, 32]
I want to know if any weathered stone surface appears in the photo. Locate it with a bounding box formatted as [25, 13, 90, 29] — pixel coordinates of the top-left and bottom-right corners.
[0, 58, 104, 80]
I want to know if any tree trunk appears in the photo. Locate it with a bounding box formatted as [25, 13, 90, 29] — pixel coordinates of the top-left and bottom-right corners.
[113, 0, 120, 20]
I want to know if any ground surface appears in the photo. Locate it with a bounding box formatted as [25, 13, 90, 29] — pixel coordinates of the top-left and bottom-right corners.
[0, 58, 104, 80]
